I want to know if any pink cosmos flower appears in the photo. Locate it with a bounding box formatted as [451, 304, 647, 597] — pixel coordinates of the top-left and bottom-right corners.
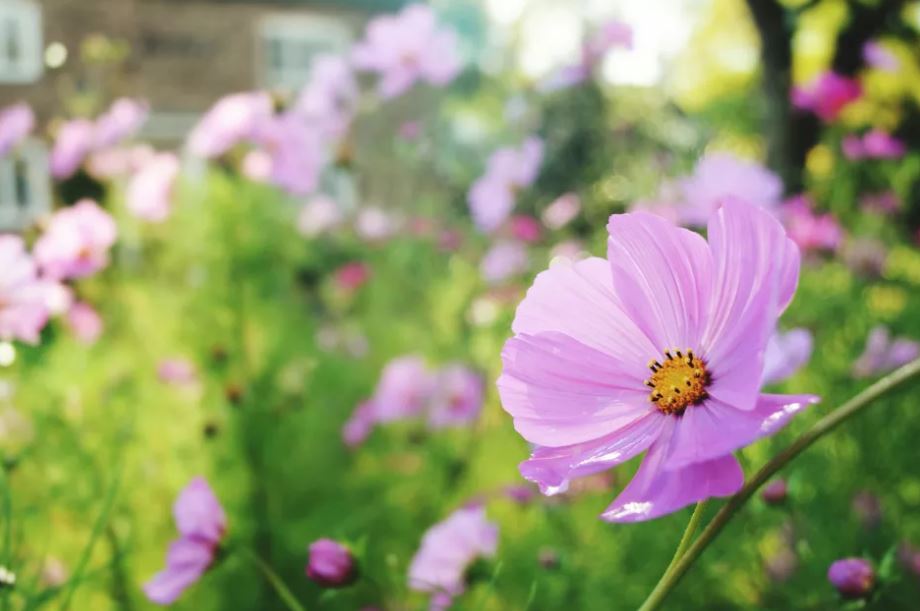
[678, 152, 783, 226]
[468, 138, 544, 233]
[863, 41, 899, 72]
[792, 71, 862, 122]
[158, 358, 198, 386]
[781, 196, 843, 254]
[34, 200, 117, 280]
[0, 236, 51, 344]
[352, 4, 462, 99]
[508, 215, 542, 243]
[371, 355, 434, 422]
[828, 558, 874, 599]
[428, 364, 484, 429]
[852, 326, 919, 378]
[297, 194, 343, 237]
[0, 102, 34, 158]
[762, 328, 812, 385]
[408, 506, 498, 606]
[144, 477, 227, 605]
[87, 144, 155, 180]
[251, 111, 325, 196]
[50, 119, 95, 179]
[334, 262, 371, 292]
[187, 91, 273, 159]
[342, 400, 377, 448]
[499, 200, 818, 522]
[542, 193, 581, 230]
[127, 152, 180, 223]
[93, 98, 149, 149]
[66, 301, 103, 345]
[843, 129, 905, 160]
[480, 240, 529, 285]
[355, 206, 398, 242]
[306, 539, 357, 588]
[295, 54, 357, 141]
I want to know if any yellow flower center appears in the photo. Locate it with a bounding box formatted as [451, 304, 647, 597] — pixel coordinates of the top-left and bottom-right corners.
[645, 349, 710, 416]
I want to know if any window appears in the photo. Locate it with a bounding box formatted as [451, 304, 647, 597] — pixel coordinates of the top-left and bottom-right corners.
[257, 14, 351, 91]
[0, 140, 50, 231]
[0, 0, 42, 84]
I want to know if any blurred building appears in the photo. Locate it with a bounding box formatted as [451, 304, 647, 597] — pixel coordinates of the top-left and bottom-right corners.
[0, 0, 404, 229]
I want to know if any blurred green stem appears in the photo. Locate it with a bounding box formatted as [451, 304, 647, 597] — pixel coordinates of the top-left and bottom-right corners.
[637, 357, 920, 611]
[661, 501, 706, 580]
[244, 549, 307, 611]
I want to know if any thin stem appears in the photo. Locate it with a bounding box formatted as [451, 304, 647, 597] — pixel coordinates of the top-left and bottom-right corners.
[245, 550, 307, 611]
[637, 357, 920, 611]
[662, 501, 707, 579]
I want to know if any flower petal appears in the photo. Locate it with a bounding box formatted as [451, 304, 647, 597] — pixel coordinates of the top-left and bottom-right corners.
[519, 412, 666, 495]
[601, 420, 743, 522]
[173, 477, 227, 543]
[499, 332, 651, 446]
[762, 328, 813, 385]
[143, 538, 213, 605]
[606, 211, 712, 352]
[702, 199, 800, 410]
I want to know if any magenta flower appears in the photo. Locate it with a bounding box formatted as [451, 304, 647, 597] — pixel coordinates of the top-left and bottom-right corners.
[187, 91, 273, 158]
[542, 193, 581, 230]
[144, 477, 227, 605]
[863, 41, 899, 72]
[762, 328, 813, 385]
[371, 355, 434, 423]
[354, 206, 398, 242]
[51, 119, 95, 179]
[852, 326, 919, 378]
[843, 129, 905, 160]
[352, 4, 462, 99]
[93, 98, 149, 149]
[508, 215, 542, 243]
[828, 558, 874, 599]
[428, 364, 484, 429]
[158, 358, 198, 386]
[678, 152, 783, 226]
[761, 478, 788, 505]
[306, 539, 357, 588]
[127, 152, 180, 223]
[66, 301, 103, 345]
[480, 240, 529, 285]
[34, 200, 117, 280]
[342, 400, 377, 448]
[334, 262, 371, 292]
[0, 236, 51, 345]
[408, 506, 498, 606]
[792, 71, 862, 122]
[297, 195, 343, 238]
[468, 138, 544, 233]
[499, 200, 818, 522]
[781, 196, 843, 254]
[251, 112, 326, 196]
[0, 102, 34, 158]
[87, 144, 155, 179]
[295, 54, 357, 141]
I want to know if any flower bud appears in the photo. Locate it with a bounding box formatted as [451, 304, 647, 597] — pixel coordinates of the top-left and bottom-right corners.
[827, 558, 874, 599]
[306, 539, 357, 588]
[761, 479, 788, 505]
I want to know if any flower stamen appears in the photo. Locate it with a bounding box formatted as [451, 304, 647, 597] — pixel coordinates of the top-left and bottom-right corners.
[644, 348, 710, 415]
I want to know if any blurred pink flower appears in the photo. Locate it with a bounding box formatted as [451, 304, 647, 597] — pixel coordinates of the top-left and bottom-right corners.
[437, 228, 463, 252]
[761, 478, 788, 505]
[94, 98, 149, 149]
[852, 326, 919, 378]
[34, 200, 117, 280]
[781, 196, 843, 254]
[0, 236, 50, 344]
[841, 135, 864, 160]
[371, 355, 434, 422]
[542, 193, 581, 230]
[827, 558, 874, 599]
[549, 240, 586, 262]
[295, 54, 358, 141]
[87, 144, 155, 179]
[584, 19, 633, 64]
[144, 477, 227, 605]
[398, 121, 422, 140]
[408, 506, 498, 606]
[306, 539, 357, 588]
[355, 206, 397, 242]
[428, 364, 484, 429]
[251, 112, 325, 196]
[127, 152, 180, 223]
[334, 262, 371, 292]
[0, 102, 34, 158]
[762, 328, 813, 385]
[863, 41, 899, 72]
[860, 190, 900, 215]
[480, 240, 529, 285]
[352, 4, 462, 99]
[297, 195, 343, 238]
[468, 137, 543, 232]
[678, 152, 783, 226]
[792, 71, 862, 122]
[499, 201, 816, 521]
[66, 301, 103, 345]
[50, 119, 95, 179]
[187, 91, 273, 158]
[508, 215, 542, 243]
[240, 149, 272, 183]
[342, 400, 377, 448]
[158, 358, 198, 386]
[843, 129, 905, 160]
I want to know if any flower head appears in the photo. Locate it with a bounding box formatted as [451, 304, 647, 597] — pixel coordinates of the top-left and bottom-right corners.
[187, 92, 273, 158]
[762, 327, 813, 385]
[66, 301, 103, 345]
[408, 506, 498, 606]
[94, 98, 149, 149]
[352, 4, 462, 99]
[306, 539, 357, 588]
[828, 558, 874, 599]
[480, 240, 529, 285]
[542, 193, 581, 230]
[51, 119, 95, 179]
[843, 129, 905, 160]
[144, 477, 227, 605]
[863, 41, 899, 72]
[792, 71, 862, 122]
[678, 153, 782, 226]
[127, 152, 180, 223]
[0, 103, 34, 158]
[780, 196, 842, 255]
[34, 200, 117, 280]
[0, 236, 50, 344]
[251, 111, 325, 196]
[468, 138, 543, 233]
[158, 358, 198, 386]
[334, 262, 371, 292]
[852, 326, 919, 378]
[371, 355, 434, 422]
[499, 200, 817, 521]
[428, 364, 484, 429]
[761, 479, 788, 505]
[295, 54, 358, 141]
[298, 195, 343, 238]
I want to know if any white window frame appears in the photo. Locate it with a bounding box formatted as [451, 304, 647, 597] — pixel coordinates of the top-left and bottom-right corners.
[256, 14, 352, 91]
[0, 139, 51, 231]
[0, 0, 43, 84]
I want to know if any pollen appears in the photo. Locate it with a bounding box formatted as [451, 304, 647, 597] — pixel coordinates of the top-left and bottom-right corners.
[644, 349, 710, 416]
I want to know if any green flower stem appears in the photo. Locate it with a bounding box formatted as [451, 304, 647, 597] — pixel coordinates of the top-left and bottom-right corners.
[661, 501, 707, 580]
[637, 356, 920, 611]
[245, 549, 307, 611]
